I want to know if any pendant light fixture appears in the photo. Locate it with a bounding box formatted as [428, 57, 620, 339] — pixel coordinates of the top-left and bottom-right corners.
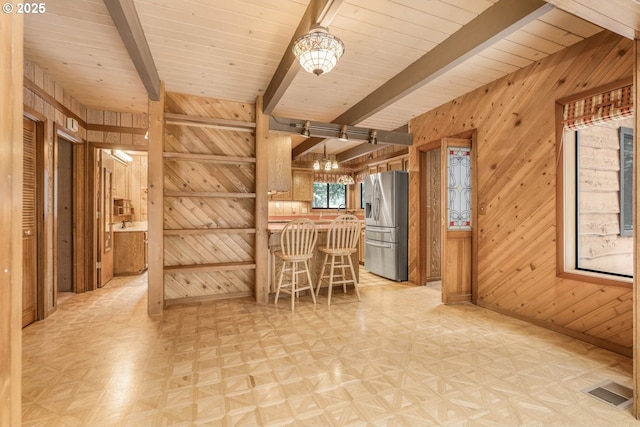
[337, 173, 355, 185]
[313, 143, 339, 171]
[293, 25, 345, 76]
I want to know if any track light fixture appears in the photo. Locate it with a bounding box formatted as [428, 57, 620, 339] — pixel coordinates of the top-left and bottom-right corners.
[369, 130, 378, 145]
[269, 116, 413, 146]
[300, 121, 311, 137]
[338, 125, 348, 142]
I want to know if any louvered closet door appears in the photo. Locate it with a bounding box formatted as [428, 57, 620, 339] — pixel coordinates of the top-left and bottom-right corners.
[23, 117, 37, 327]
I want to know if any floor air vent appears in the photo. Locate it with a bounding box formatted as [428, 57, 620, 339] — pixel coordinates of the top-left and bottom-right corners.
[583, 380, 633, 410]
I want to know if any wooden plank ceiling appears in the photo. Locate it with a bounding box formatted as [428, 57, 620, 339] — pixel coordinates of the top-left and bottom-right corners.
[21, 0, 638, 160]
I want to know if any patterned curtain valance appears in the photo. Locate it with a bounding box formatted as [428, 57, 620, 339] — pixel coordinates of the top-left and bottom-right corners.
[562, 85, 633, 130]
[314, 172, 340, 183]
[315, 172, 358, 184]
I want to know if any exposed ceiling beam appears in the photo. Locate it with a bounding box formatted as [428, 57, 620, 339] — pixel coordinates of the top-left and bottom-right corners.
[292, 136, 326, 158]
[293, 0, 552, 161]
[345, 148, 409, 171]
[262, 0, 344, 115]
[336, 0, 552, 127]
[336, 143, 383, 163]
[104, 0, 161, 101]
[337, 125, 409, 163]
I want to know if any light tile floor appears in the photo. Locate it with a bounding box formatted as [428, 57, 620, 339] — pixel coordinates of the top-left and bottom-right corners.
[22, 270, 640, 426]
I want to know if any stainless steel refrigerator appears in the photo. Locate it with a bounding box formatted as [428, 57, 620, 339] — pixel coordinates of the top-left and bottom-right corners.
[364, 170, 408, 281]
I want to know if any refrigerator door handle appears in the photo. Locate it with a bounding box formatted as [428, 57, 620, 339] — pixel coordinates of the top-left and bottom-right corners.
[366, 240, 392, 249]
[373, 179, 381, 221]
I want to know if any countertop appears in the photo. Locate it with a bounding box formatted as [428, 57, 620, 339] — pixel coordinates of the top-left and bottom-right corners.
[268, 214, 364, 224]
[113, 222, 148, 233]
[267, 216, 364, 232]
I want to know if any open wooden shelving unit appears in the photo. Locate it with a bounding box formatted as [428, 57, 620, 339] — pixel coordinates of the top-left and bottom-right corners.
[160, 92, 258, 304]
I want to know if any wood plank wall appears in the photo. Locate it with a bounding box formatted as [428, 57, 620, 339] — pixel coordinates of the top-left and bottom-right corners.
[0, 11, 23, 426]
[23, 57, 88, 310]
[162, 92, 257, 303]
[86, 109, 148, 147]
[408, 31, 634, 355]
[86, 109, 149, 224]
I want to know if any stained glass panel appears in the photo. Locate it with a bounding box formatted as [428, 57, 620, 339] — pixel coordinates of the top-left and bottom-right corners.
[447, 147, 472, 230]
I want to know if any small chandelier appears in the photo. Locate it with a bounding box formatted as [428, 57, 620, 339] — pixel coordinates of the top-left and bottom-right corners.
[293, 25, 345, 76]
[313, 143, 339, 171]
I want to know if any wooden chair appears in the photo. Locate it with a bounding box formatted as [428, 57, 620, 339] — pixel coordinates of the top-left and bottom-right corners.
[274, 218, 318, 310]
[315, 214, 361, 305]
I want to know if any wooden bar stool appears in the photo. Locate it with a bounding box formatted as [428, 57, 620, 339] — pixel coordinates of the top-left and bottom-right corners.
[315, 214, 361, 305]
[274, 218, 318, 310]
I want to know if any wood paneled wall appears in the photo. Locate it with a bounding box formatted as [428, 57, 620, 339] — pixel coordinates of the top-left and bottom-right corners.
[86, 109, 148, 147]
[23, 58, 88, 309]
[161, 92, 257, 304]
[408, 31, 634, 355]
[0, 11, 23, 426]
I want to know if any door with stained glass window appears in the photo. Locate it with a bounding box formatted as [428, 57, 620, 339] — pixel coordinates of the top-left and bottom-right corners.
[442, 138, 472, 303]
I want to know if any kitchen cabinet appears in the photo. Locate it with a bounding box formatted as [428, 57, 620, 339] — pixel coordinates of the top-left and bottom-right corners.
[114, 231, 148, 275]
[270, 190, 291, 201]
[268, 134, 292, 193]
[270, 170, 313, 201]
[359, 229, 365, 264]
[388, 159, 403, 171]
[292, 170, 313, 201]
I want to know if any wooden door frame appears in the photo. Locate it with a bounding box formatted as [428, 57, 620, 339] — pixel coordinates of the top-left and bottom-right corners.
[417, 139, 444, 289]
[53, 123, 88, 296]
[89, 143, 149, 291]
[416, 131, 478, 302]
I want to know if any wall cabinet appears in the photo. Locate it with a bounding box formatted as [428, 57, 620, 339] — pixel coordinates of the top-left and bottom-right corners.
[114, 231, 148, 275]
[270, 170, 313, 201]
[270, 190, 291, 201]
[292, 170, 313, 201]
[268, 134, 292, 193]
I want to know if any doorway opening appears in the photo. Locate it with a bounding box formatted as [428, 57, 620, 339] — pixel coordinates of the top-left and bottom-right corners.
[93, 147, 148, 290]
[419, 137, 475, 304]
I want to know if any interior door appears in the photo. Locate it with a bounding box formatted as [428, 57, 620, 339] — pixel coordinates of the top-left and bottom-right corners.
[22, 117, 37, 327]
[440, 138, 472, 303]
[98, 151, 114, 287]
[56, 137, 74, 292]
[421, 148, 442, 285]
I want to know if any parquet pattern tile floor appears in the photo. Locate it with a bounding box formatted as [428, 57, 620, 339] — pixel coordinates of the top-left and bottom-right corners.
[22, 270, 639, 426]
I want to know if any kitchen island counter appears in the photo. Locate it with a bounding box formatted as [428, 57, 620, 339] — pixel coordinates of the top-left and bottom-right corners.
[267, 220, 362, 295]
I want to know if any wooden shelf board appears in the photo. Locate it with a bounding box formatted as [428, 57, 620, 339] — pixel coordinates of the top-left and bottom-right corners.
[164, 191, 256, 198]
[164, 112, 256, 132]
[164, 152, 256, 164]
[163, 228, 256, 235]
[164, 262, 256, 274]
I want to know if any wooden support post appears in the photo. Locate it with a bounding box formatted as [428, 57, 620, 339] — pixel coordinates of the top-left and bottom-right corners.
[255, 96, 269, 304]
[148, 81, 165, 315]
[0, 10, 23, 427]
[633, 37, 640, 421]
